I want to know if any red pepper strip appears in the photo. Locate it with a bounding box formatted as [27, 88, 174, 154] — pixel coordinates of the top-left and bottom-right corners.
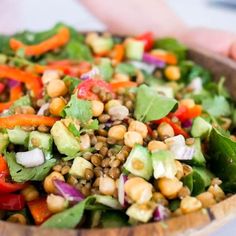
[0, 177, 27, 193]
[0, 84, 23, 112]
[154, 117, 190, 138]
[0, 82, 5, 93]
[110, 44, 125, 63]
[170, 105, 202, 122]
[77, 78, 114, 100]
[110, 81, 137, 92]
[0, 65, 42, 98]
[0, 114, 59, 129]
[151, 51, 177, 65]
[28, 198, 52, 225]
[0, 156, 9, 177]
[10, 27, 70, 56]
[136, 32, 154, 51]
[0, 194, 25, 211]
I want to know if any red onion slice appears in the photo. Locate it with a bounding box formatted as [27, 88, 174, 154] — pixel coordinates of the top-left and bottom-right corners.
[142, 53, 166, 68]
[118, 174, 128, 207]
[153, 204, 170, 221]
[37, 103, 50, 116]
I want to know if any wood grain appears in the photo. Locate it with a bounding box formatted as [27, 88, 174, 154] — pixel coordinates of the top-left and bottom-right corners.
[1, 46, 236, 236]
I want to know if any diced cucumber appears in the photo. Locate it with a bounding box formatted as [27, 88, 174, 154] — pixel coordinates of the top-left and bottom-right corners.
[91, 37, 114, 54]
[126, 203, 155, 223]
[151, 150, 177, 179]
[188, 138, 206, 166]
[191, 117, 212, 139]
[51, 121, 80, 156]
[125, 39, 144, 60]
[0, 133, 9, 153]
[193, 167, 213, 188]
[95, 195, 122, 210]
[69, 156, 93, 178]
[28, 131, 53, 152]
[7, 127, 29, 146]
[123, 144, 153, 180]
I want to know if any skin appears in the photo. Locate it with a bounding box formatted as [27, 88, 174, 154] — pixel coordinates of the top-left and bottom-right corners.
[80, 0, 236, 60]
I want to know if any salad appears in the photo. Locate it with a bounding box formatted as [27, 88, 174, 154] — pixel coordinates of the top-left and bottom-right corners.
[0, 23, 236, 229]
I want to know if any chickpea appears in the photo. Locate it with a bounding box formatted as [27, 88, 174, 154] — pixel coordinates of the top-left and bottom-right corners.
[105, 99, 122, 112]
[157, 122, 175, 140]
[99, 176, 116, 195]
[158, 177, 183, 199]
[108, 105, 129, 121]
[108, 125, 127, 140]
[152, 192, 169, 206]
[208, 185, 225, 202]
[180, 196, 202, 214]
[164, 65, 181, 81]
[128, 120, 148, 138]
[147, 141, 168, 152]
[124, 177, 153, 204]
[42, 70, 61, 85]
[46, 79, 68, 98]
[7, 214, 27, 225]
[47, 194, 68, 213]
[49, 97, 66, 116]
[21, 185, 39, 202]
[113, 73, 130, 82]
[80, 134, 91, 151]
[197, 192, 216, 208]
[175, 160, 184, 180]
[44, 171, 65, 194]
[91, 100, 104, 117]
[178, 186, 191, 199]
[85, 32, 99, 45]
[124, 131, 143, 148]
[180, 98, 195, 108]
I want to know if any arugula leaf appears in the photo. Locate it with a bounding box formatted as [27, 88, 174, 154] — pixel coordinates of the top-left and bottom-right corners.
[6, 152, 56, 183]
[134, 85, 177, 122]
[42, 196, 95, 228]
[202, 96, 231, 117]
[97, 58, 113, 81]
[154, 38, 187, 61]
[208, 128, 236, 192]
[115, 63, 136, 76]
[63, 94, 92, 124]
[63, 76, 81, 93]
[68, 123, 80, 137]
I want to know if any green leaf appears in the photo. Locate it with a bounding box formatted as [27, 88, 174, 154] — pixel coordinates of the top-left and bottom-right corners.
[97, 58, 113, 81]
[134, 84, 177, 122]
[154, 38, 187, 61]
[80, 119, 99, 134]
[64, 94, 92, 123]
[208, 128, 236, 192]
[63, 76, 81, 93]
[68, 123, 80, 137]
[115, 63, 136, 76]
[6, 152, 56, 183]
[100, 211, 129, 228]
[202, 96, 231, 117]
[42, 196, 95, 229]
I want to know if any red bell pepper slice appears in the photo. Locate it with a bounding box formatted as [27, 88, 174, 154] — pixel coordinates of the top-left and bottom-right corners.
[0, 155, 9, 176]
[0, 82, 5, 93]
[136, 32, 154, 51]
[77, 78, 114, 100]
[0, 194, 25, 210]
[154, 117, 190, 138]
[28, 198, 52, 225]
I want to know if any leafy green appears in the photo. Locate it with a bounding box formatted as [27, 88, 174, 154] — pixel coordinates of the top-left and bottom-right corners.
[63, 76, 81, 93]
[68, 123, 80, 137]
[134, 84, 177, 122]
[208, 128, 236, 192]
[169, 199, 180, 212]
[100, 211, 129, 228]
[154, 38, 187, 60]
[6, 152, 56, 183]
[115, 63, 136, 76]
[202, 96, 231, 117]
[80, 119, 99, 134]
[42, 196, 95, 229]
[63, 94, 92, 123]
[97, 58, 113, 81]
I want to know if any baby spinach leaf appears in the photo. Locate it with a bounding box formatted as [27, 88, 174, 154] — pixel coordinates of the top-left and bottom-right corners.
[154, 38, 187, 61]
[64, 94, 92, 124]
[115, 63, 136, 76]
[202, 96, 231, 117]
[208, 128, 236, 192]
[42, 196, 95, 229]
[6, 152, 55, 183]
[134, 84, 177, 122]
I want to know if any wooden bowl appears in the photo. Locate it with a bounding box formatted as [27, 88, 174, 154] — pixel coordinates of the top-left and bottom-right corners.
[1, 46, 236, 236]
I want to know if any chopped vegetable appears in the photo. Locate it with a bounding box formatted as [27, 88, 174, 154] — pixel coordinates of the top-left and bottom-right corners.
[0, 194, 25, 211]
